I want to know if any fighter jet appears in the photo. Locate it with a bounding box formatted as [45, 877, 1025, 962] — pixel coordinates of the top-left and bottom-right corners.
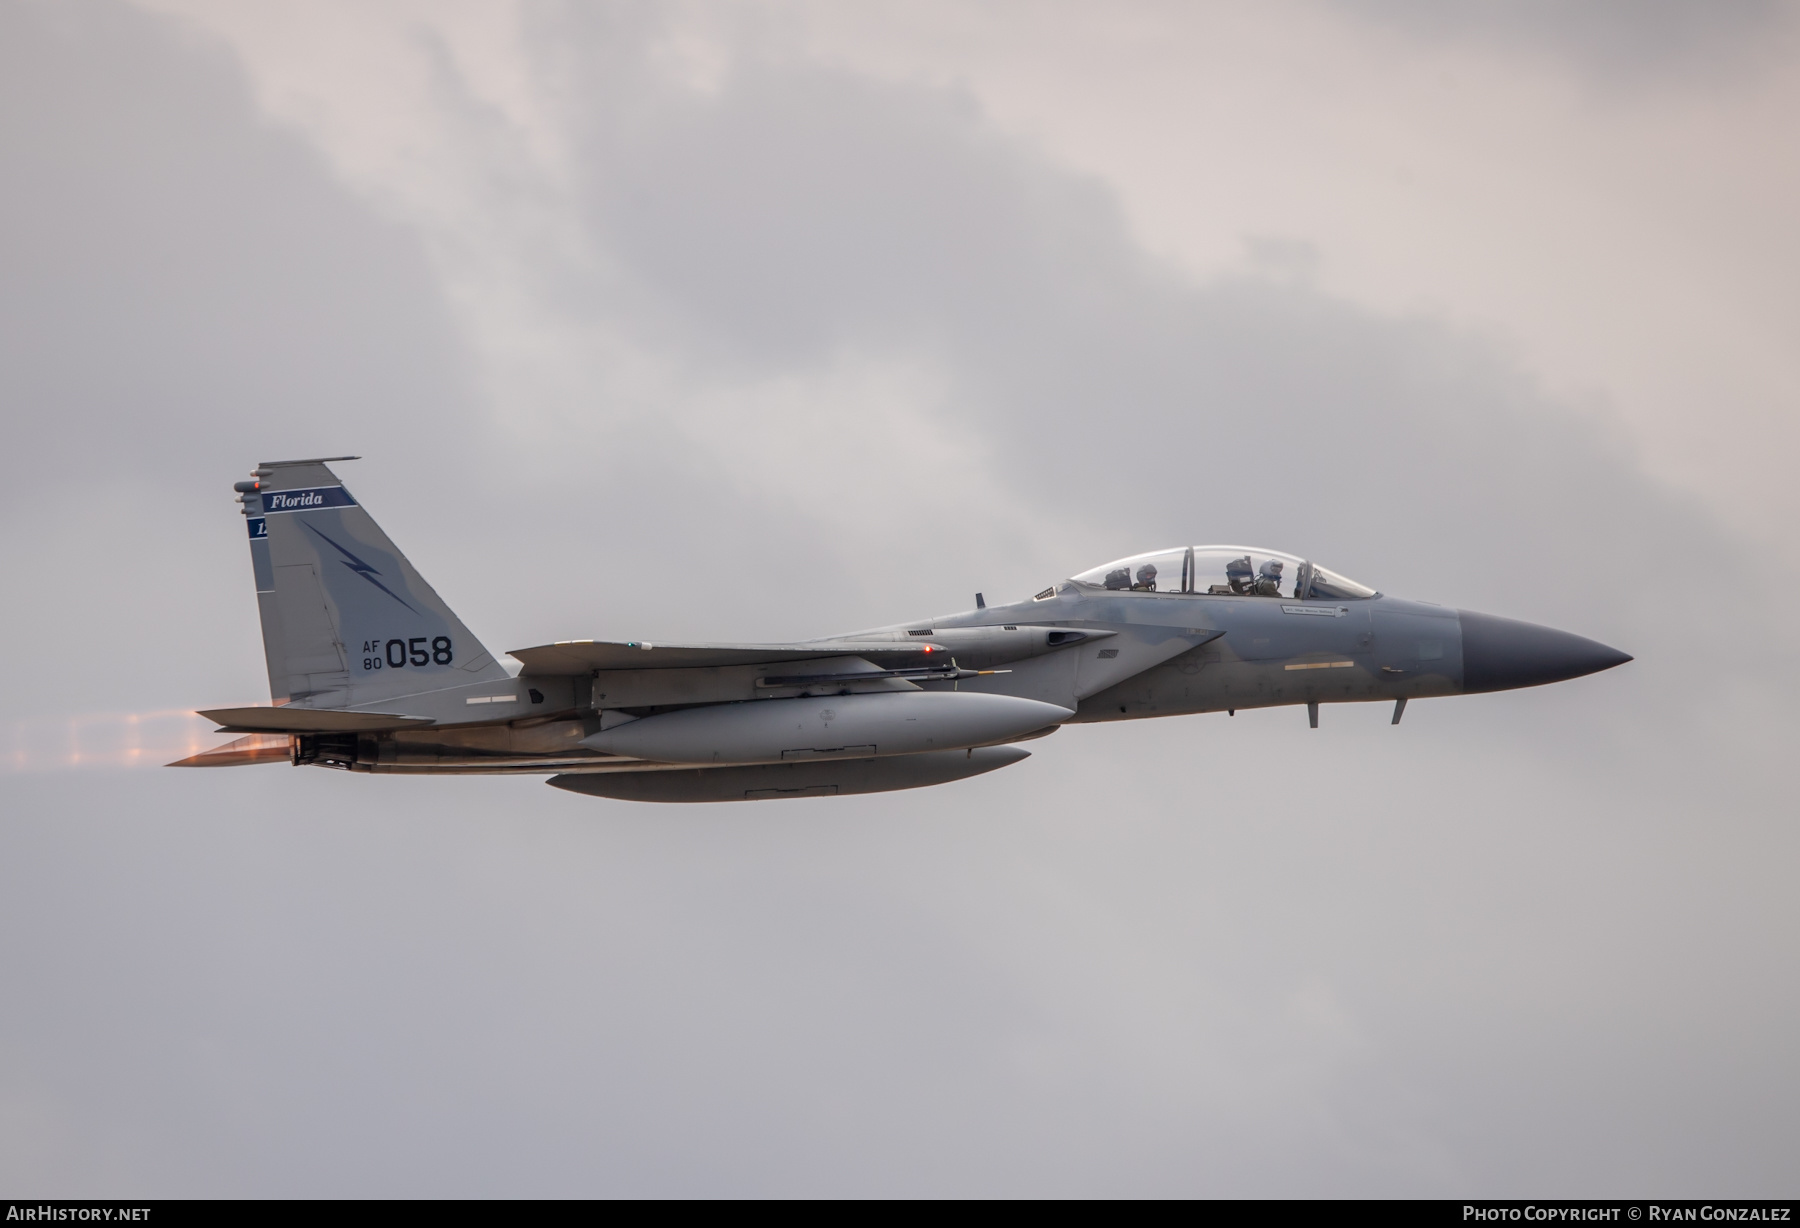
[173, 458, 1632, 802]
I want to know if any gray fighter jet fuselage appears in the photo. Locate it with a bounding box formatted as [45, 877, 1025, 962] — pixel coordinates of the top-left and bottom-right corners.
[176, 459, 1632, 802]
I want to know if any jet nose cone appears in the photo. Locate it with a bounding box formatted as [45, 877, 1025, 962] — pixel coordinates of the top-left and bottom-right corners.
[1458, 610, 1632, 694]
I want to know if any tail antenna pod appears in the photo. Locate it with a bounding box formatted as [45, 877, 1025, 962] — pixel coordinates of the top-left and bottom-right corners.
[252, 455, 361, 477]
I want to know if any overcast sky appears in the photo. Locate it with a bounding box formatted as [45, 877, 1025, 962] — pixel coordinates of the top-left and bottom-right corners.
[2, 0, 1796, 1196]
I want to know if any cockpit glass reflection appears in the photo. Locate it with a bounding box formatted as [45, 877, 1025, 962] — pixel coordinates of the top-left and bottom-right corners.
[1069, 546, 1376, 600]
[1075, 548, 1188, 593]
[1191, 547, 1301, 598]
[1304, 564, 1377, 600]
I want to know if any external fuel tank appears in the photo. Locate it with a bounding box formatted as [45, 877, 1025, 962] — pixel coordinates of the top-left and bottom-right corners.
[580, 691, 1072, 765]
[548, 745, 1032, 802]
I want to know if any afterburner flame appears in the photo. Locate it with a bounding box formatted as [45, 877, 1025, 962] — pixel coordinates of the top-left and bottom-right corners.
[0, 708, 263, 773]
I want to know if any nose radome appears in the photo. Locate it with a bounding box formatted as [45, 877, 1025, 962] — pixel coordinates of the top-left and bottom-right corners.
[1458, 610, 1633, 694]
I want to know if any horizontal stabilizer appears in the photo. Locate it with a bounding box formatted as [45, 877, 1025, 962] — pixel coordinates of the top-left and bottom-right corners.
[509, 640, 948, 674]
[167, 733, 292, 768]
[199, 706, 435, 733]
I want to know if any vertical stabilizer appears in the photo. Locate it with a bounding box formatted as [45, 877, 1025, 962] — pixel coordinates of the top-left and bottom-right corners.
[237, 458, 509, 709]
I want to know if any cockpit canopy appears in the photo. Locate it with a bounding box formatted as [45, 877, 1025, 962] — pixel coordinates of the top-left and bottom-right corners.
[1068, 546, 1376, 600]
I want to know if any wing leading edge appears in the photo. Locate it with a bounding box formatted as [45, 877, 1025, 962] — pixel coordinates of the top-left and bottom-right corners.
[507, 640, 950, 674]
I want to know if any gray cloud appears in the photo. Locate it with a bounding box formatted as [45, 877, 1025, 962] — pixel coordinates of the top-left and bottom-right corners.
[1329, 0, 1796, 83]
[0, 0, 1794, 1196]
[0, 0, 485, 715]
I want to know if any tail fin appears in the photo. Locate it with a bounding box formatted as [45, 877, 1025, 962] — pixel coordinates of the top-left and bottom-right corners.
[237, 457, 509, 709]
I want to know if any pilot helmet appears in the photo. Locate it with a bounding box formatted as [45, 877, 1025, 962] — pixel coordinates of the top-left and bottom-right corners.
[1135, 563, 1158, 589]
[1254, 558, 1284, 595]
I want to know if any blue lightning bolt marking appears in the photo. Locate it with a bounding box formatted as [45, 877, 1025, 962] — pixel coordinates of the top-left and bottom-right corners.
[300, 521, 421, 615]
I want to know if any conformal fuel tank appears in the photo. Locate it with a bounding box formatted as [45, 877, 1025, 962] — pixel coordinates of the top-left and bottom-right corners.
[580, 692, 1072, 765]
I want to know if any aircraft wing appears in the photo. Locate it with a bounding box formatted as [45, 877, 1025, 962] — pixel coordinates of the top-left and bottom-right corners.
[199, 706, 436, 733]
[507, 640, 947, 674]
